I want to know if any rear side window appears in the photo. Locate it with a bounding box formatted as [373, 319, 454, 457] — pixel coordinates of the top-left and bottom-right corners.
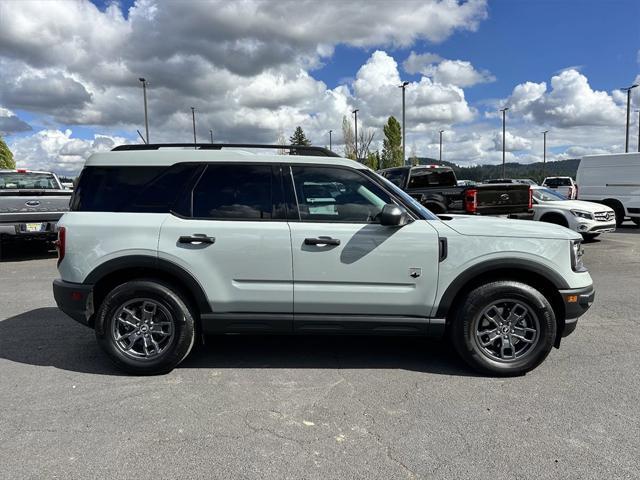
[408, 169, 456, 188]
[0, 172, 60, 190]
[192, 164, 275, 220]
[71, 164, 199, 212]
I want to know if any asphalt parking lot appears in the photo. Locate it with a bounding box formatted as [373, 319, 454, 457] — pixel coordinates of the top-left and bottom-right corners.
[1, 225, 639, 480]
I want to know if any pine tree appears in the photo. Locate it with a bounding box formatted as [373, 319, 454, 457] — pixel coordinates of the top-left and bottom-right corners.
[289, 126, 311, 146]
[0, 135, 16, 169]
[381, 116, 403, 169]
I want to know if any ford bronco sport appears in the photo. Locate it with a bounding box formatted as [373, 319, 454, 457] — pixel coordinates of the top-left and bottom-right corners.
[53, 144, 594, 376]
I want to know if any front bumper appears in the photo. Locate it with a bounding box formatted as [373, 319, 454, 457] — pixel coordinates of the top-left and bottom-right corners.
[558, 284, 595, 337]
[53, 278, 94, 327]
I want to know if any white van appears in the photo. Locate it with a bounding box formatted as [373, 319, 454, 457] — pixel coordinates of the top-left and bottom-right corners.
[577, 153, 640, 226]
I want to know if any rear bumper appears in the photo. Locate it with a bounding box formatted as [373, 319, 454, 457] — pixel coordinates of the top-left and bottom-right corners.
[559, 284, 595, 337]
[53, 279, 94, 327]
[0, 220, 59, 240]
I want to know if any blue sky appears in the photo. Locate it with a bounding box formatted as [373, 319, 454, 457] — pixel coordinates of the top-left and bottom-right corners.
[1, 0, 639, 174]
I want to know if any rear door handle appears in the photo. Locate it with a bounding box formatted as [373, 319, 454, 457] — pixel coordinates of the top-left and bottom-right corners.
[178, 234, 215, 245]
[304, 236, 340, 246]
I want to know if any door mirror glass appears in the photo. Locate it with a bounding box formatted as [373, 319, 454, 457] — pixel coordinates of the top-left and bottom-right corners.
[379, 204, 409, 226]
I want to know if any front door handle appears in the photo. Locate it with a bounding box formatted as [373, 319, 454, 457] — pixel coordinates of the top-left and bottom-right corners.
[304, 236, 340, 246]
[178, 234, 215, 245]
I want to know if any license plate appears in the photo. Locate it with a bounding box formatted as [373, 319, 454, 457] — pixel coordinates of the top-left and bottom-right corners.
[25, 223, 45, 233]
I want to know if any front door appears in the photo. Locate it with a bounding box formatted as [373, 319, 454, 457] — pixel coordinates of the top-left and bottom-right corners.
[285, 165, 440, 327]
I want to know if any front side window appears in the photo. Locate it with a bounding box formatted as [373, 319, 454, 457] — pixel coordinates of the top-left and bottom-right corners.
[290, 166, 392, 223]
[532, 188, 566, 202]
[192, 164, 274, 220]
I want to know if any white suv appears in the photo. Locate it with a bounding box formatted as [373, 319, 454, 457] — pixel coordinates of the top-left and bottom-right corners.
[53, 144, 595, 376]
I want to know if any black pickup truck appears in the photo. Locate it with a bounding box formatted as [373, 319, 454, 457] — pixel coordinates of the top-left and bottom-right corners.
[379, 165, 533, 218]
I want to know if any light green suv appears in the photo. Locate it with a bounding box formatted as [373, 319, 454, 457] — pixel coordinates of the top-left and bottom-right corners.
[53, 144, 594, 376]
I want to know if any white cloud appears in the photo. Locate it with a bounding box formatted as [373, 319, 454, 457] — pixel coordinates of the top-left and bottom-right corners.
[402, 52, 443, 75]
[422, 59, 495, 87]
[492, 131, 532, 152]
[0, 107, 32, 135]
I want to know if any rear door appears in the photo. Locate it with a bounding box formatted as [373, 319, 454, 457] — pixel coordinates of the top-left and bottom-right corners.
[157, 163, 293, 332]
[285, 165, 440, 330]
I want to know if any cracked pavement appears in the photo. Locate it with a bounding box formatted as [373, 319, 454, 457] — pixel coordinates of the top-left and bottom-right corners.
[1, 225, 639, 479]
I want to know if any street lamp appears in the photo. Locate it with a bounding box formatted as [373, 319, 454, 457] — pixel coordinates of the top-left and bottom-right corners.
[399, 81, 409, 165]
[439, 130, 444, 162]
[209, 129, 213, 144]
[352, 109, 359, 159]
[328, 130, 333, 151]
[191, 107, 197, 148]
[138, 77, 149, 144]
[621, 84, 638, 153]
[542, 130, 549, 178]
[500, 107, 509, 178]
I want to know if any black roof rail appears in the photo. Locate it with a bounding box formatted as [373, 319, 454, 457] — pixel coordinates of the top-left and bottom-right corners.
[110, 143, 341, 157]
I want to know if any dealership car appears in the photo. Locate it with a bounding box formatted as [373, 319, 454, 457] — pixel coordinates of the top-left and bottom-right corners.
[531, 186, 616, 240]
[53, 144, 594, 376]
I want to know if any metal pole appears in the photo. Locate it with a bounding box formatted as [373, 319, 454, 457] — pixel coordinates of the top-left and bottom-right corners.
[542, 130, 548, 178]
[328, 130, 332, 151]
[191, 107, 196, 148]
[210, 129, 213, 144]
[637, 110, 640, 153]
[500, 107, 509, 178]
[399, 81, 409, 165]
[139, 78, 149, 144]
[136, 129, 147, 144]
[622, 85, 638, 153]
[352, 109, 359, 159]
[439, 130, 443, 162]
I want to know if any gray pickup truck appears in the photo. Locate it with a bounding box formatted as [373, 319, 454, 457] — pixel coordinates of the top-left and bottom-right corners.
[0, 169, 72, 256]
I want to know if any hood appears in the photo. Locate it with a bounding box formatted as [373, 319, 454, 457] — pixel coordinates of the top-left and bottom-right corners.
[437, 215, 581, 240]
[540, 199, 612, 213]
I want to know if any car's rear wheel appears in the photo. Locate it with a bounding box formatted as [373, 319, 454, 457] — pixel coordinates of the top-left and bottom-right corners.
[451, 281, 556, 376]
[95, 280, 196, 375]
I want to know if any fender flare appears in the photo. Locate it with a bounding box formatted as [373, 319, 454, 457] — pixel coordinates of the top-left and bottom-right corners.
[434, 258, 569, 318]
[85, 255, 211, 314]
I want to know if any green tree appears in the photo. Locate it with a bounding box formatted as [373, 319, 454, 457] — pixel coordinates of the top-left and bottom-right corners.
[381, 116, 402, 168]
[0, 136, 16, 169]
[289, 126, 311, 146]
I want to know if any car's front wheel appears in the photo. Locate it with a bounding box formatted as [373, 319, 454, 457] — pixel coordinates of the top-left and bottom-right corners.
[95, 280, 196, 375]
[450, 281, 556, 376]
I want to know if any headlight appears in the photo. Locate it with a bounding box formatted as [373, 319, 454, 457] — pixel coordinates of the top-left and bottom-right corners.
[570, 239, 587, 272]
[571, 209, 593, 220]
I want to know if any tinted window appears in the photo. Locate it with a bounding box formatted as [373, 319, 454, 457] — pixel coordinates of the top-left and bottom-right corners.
[192, 164, 274, 220]
[71, 165, 198, 212]
[380, 169, 406, 187]
[544, 178, 571, 187]
[408, 169, 456, 188]
[290, 166, 392, 223]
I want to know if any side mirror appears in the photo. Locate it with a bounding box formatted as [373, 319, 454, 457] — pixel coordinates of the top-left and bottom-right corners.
[379, 204, 410, 226]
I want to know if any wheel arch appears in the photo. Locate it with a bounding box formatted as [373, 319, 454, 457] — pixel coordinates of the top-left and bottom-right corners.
[435, 260, 568, 346]
[85, 255, 211, 326]
[539, 211, 569, 226]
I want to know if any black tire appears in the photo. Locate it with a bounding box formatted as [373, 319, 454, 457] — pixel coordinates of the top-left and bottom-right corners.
[450, 281, 556, 376]
[582, 233, 600, 241]
[95, 279, 196, 375]
[603, 200, 625, 227]
[540, 213, 568, 227]
[632, 218, 640, 227]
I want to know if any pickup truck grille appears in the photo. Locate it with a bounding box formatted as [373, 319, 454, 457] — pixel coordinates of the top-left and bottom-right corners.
[594, 211, 615, 222]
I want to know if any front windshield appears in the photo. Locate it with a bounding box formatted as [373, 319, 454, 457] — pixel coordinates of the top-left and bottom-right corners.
[369, 171, 438, 220]
[533, 188, 567, 202]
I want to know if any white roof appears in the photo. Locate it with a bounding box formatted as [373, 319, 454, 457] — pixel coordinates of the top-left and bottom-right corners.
[86, 149, 367, 169]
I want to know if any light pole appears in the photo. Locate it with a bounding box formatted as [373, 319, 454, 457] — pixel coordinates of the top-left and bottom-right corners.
[191, 107, 197, 147]
[636, 110, 640, 153]
[138, 77, 149, 144]
[621, 84, 638, 153]
[209, 129, 213, 144]
[399, 81, 409, 165]
[352, 109, 359, 159]
[542, 130, 549, 179]
[328, 130, 333, 151]
[439, 130, 444, 162]
[500, 107, 509, 178]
